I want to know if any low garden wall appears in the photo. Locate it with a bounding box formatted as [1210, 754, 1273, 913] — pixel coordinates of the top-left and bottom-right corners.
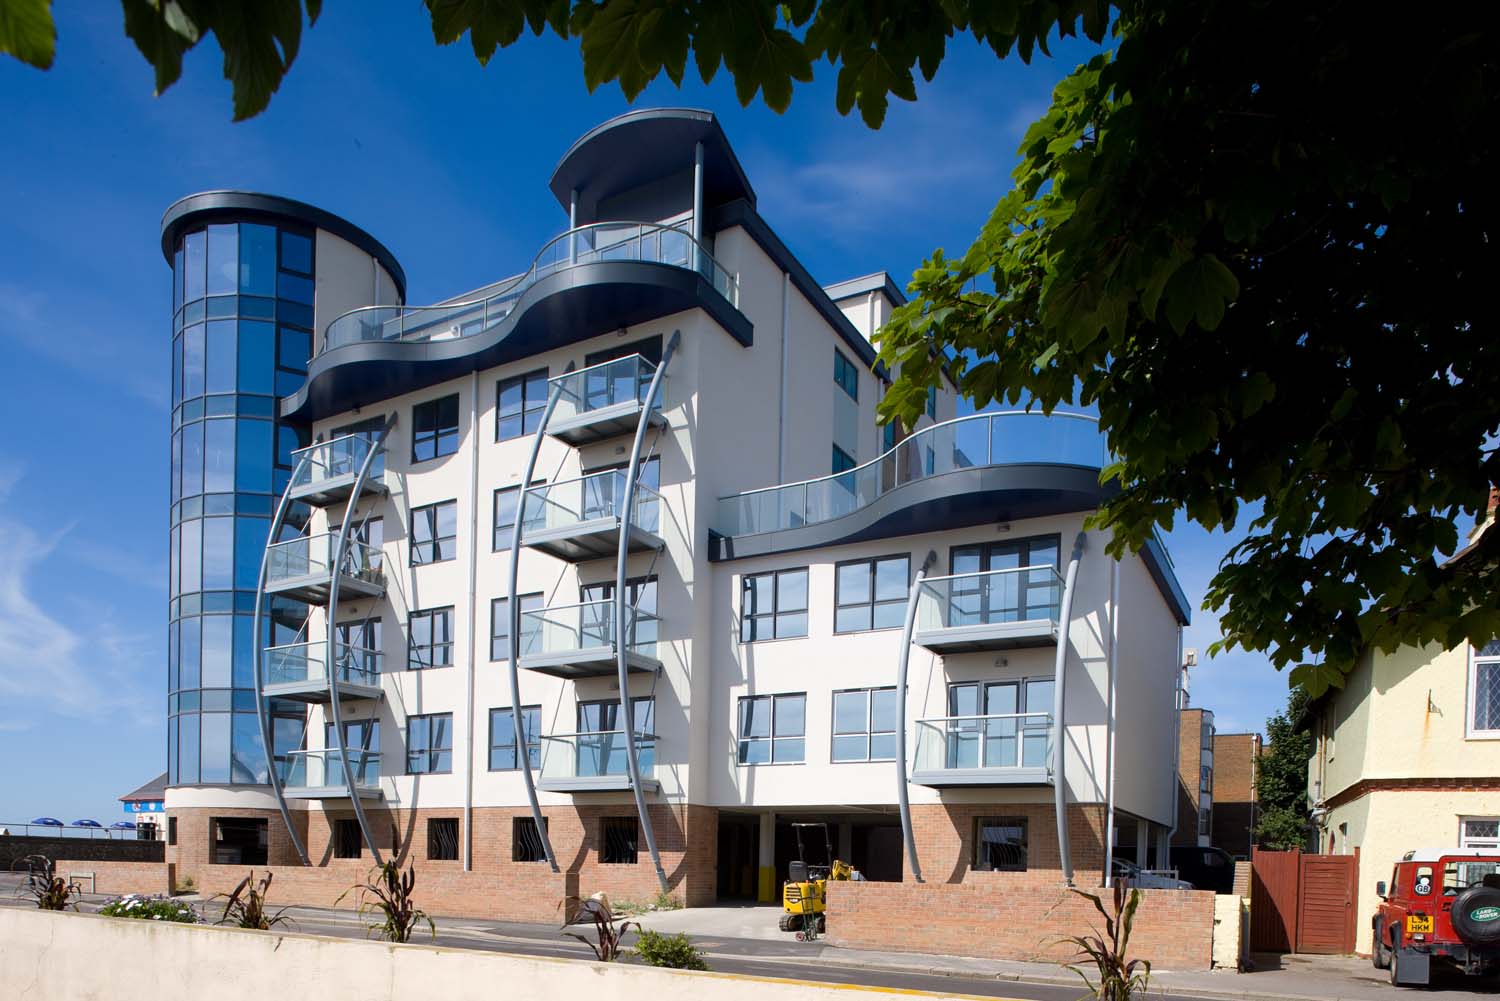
[1, 908, 898, 1001]
[0, 834, 163, 869]
[825, 880, 1218, 970]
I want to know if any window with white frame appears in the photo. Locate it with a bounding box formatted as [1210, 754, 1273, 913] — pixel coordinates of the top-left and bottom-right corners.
[737, 693, 806, 764]
[1470, 640, 1500, 735]
[832, 687, 898, 762]
[1462, 817, 1500, 850]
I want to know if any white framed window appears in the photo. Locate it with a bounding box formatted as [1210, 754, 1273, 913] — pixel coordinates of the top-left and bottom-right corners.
[1468, 640, 1500, 737]
[1461, 817, 1500, 850]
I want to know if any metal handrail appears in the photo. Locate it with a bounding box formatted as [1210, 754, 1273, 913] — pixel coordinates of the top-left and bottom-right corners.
[522, 470, 662, 523]
[321, 222, 738, 354]
[918, 564, 1064, 586]
[289, 431, 378, 458]
[549, 352, 657, 388]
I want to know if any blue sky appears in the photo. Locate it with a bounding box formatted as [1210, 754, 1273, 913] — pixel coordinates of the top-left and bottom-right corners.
[0, 6, 1288, 824]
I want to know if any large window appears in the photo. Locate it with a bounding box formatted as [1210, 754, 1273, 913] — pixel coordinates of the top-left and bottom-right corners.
[412, 394, 460, 462]
[1470, 640, 1500, 736]
[335, 618, 382, 679]
[737, 693, 806, 764]
[600, 817, 639, 864]
[408, 607, 454, 670]
[947, 679, 1054, 770]
[497, 369, 548, 441]
[835, 555, 909, 632]
[832, 688, 898, 762]
[428, 818, 459, 861]
[832, 444, 856, 474]
[834, 349, 859, 401]
[489, 706, 541, 771]
[972, 817, 1027, 872]
[406, 713, 453, 774]
[577, 697, 655, 776]
[949, 537, 1061, 625]
[212, 817, 268, 865]
[490, 594, 543, 661]
[493, 481, 543, 550]
[410, 500, 458, 565]
[740, 568, 809, 642]
[579, 576, 658, 650]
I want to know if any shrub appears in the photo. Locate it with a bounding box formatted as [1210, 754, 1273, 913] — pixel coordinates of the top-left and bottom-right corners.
[1061, 884, 1151, 1001]
[561, 894, 637, 962]
[99, 894, 200, 923]
[11, 855, 81, 911]
[634, 929, 708, 970]
[216, 871, 294, 930]
[338, 861, 433, 943]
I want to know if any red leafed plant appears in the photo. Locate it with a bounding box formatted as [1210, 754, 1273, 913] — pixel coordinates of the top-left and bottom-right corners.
[561, 893, 638, 962]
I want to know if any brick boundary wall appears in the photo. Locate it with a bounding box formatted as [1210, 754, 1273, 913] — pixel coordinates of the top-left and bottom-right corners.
[61, 861, 174, 898]
[0, 835, 163, 869]
[825, 880, 1217, 970]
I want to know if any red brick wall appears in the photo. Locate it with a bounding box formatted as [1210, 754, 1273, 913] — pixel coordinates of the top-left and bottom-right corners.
[826, 880, 1217, 970]
[910, 802, 1107, 885]
[1212, 733, 1261, 857]
[61, 860, 171, 898]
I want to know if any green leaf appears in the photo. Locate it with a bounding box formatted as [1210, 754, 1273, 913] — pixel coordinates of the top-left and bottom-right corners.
[0, 0, 54, 68]
[121, 0, 199, 96]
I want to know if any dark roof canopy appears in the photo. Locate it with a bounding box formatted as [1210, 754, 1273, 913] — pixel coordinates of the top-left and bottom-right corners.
[119, 772, 168, 803]
[549, 108, 756, 216]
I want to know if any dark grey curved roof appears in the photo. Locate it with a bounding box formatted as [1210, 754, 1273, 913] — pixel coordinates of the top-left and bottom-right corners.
[549, 108, 756, 215]
[160, 191, 407, 298]
[281, 258, 751, 423]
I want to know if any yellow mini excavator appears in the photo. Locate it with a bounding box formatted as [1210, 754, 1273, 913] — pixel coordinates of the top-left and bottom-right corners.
[779, 822, 855, 938]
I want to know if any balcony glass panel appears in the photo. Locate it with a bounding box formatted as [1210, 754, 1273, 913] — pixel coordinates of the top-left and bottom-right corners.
[289, 433, 385, 489]
[912, 714, 1054, 774]
[521, 470, 661, 537]
[518, 599, 657, 658]
[278, 748, 381, 789]
[538, 731, 657, 784]
[916, 566, 1064, 632]
[265, 639, 381, 688]
[264, 534, 383, 587]
[549, 354, 658, 425]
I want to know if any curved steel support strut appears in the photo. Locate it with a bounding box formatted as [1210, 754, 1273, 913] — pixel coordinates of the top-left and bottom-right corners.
[325, 416, 396, 866]
[506, 365, 577, 872]
[894, 550, 938, 883]
[617, 330, 680, 895]
[251, 460, 315, 866]
[1052, 532, 1086, 886]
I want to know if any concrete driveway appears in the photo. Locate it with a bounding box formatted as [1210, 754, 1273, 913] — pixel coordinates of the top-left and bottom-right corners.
[633, 904, 787, 942]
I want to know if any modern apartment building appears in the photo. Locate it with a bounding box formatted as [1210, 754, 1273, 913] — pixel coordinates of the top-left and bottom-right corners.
[160, 109, 1191, 907]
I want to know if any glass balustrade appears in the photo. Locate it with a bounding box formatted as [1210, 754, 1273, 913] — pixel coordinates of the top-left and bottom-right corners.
[915, 566, 1064, 632]
[716, 411, 1107, 537]
[912, 713, 1054, 775]
[538, 731, 657, 785]
[278, 748, 381, 791]
[289, 433, 385, 492]
[550, 354, 660, 427]
[265, 640, 381, 689]
[322, 222, 738, 353]
[518, 600, 658, 659]
[521, 470, 661, 537]
[264, 535, 383, 588]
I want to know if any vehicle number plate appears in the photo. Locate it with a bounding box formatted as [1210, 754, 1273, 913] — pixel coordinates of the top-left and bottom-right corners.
[1406, 915, 1433, 934]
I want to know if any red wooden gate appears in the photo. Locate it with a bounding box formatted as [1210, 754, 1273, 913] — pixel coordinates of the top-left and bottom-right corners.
[1250, 848, 1359, 954]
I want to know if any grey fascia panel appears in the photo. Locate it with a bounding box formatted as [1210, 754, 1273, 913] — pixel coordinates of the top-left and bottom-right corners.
[910, 767, 1053, 788]
[282, 785, 383, 800]
[537, 775, 661, 794]
[1142, 533, 1193, 626]
[824, 272, 908, 307]
[912, 619, 1060, 652]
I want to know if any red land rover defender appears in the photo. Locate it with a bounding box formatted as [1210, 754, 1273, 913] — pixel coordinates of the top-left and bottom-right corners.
[1374, 849, 1500, 987]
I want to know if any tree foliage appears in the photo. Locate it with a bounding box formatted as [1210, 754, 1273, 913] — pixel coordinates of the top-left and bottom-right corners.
[7, 2, 1498, 692]
[1254, 689, 1312, 852]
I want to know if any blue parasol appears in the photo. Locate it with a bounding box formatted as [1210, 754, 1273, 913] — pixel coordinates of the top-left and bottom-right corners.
[30, 817, 63, 826]
[71, 819, 103, 828]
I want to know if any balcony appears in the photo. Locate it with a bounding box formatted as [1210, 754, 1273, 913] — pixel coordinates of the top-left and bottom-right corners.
[546, 354, 667, 445]
[537, 731, 660, 793]
[278, 749, 382, 799]
[912, 566, 1063, 652]
[910, 714, 1054, 787]
[520, 470, 664, 562]
[286, 433, 387, 507]
[517, 600, 660, 679]
[262, 640, 382, 703]
[263, 535, 384, 605]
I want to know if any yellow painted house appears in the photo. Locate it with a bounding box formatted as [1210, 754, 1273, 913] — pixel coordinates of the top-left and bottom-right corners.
[1306, 506, 1500, 955]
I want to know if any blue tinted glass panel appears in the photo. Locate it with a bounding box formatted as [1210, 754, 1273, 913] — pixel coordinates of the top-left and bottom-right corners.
[234, 517, 268, 591]
[172, 333, 183, 407]
[239, 224, 276, 296]
[237, 321, 274, 395]
[239, 396, 275, 418]
[239, 296, 275, 319]
[203, 419, 235, 493]
[180, 519, 202, 594]
[167, 716, 178, 784]
[169, 523, 180, 596]
[231, 712, 268, 784]
[278, 327, 311, 371]
[183, 231, 206, 302]
[201, 613, 232, 687]
[205, 320, 236, 394]
[279, 230, 312, 274]
[278, 300, 313, 328]
[179, 615, 201, 689]
[236, 418, 273, 493]
[206, 295, 237, 319]
[168, 620, 180, 691]
[181, 421, 204, 498]
[276, 424, 306, 469]
[207, 224, 238, 296]
[170, 431, 182, 504]
[173, 247, 184, 312]
[200, 712, 230, 783]
[202, 517, 233, 590]
[232, 614, 256, 688]
[178, 712, 201, 783]
[277, 272, 314, 305]
[182, 323, 205, 399]
[276, 371, 304, 397]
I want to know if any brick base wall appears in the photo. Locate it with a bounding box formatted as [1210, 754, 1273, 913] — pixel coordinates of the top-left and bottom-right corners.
[0, 835, 163, 869]
[909, 802, 1107, 885]
[825, 880, 1217, 970]
[57, 860, 172, 898]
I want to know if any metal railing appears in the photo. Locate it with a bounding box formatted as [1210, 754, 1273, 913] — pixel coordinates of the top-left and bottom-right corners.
[715, 410, 1106, 537]
[264, 535, 384, 588]
[550, 353, 661, 425]
[539, 730, 658, 783]
[518, 599, 658, 657]
[278, 749, 381, 790]
[322, 222, 738, 353]
[265, 640, 381, 688]
[521, 469, 662, 537]
[915, 565, 1065, 631]
[912, 713, 1054, 773]
[289, 433, 385, 489]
